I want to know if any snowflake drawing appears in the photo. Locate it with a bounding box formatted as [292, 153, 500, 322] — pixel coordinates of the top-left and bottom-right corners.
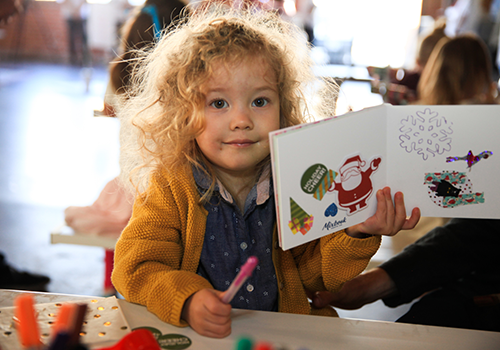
[399, 108, 454, 160]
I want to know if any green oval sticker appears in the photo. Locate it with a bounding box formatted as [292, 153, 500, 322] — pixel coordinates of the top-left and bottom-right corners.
[132, 328, 192, 350]
[157, 333, 192, 350]
[301, 163, 328, 194]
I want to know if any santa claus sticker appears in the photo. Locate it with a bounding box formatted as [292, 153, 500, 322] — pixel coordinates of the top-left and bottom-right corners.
[327, 154, 382, 215]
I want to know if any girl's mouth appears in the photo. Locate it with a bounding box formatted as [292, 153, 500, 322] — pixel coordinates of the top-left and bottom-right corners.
[226, 139, 255, 147]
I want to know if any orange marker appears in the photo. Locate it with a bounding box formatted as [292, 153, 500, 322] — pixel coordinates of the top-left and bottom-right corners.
[14, 294, 42, 349]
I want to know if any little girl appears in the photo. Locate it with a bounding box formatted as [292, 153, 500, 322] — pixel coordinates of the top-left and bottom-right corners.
[112, 4, 420, 338]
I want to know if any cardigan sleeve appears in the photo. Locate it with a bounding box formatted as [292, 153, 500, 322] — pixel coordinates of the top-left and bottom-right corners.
[111, 173, 212, 327]
[293, 229, 381, 293]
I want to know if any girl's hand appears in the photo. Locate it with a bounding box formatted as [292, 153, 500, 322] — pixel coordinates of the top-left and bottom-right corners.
[346, 187, 420, 238]
[181, 289, 232, 338]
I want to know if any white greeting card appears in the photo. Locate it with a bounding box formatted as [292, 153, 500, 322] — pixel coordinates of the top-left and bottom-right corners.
[270, 104, 500, 250]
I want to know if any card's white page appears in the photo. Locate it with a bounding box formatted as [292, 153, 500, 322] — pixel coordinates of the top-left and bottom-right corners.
[270, 105, 387, 250]
[386, 104, 500, 218]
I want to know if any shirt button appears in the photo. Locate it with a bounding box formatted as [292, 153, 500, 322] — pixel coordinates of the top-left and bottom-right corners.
[279, 282, 284, 290]
[246, 284, 254, 292]
[240, 242, 248, 250]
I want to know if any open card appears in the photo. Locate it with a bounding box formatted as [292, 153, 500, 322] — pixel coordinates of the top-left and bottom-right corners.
[270, 104, 500, 250]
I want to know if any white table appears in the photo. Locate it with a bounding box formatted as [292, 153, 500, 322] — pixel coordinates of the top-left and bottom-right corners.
[50, 223, 118, 250]
[1, 290, 499, 350]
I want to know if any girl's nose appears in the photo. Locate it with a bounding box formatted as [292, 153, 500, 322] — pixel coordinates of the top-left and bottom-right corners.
[230, 106, 254, 130]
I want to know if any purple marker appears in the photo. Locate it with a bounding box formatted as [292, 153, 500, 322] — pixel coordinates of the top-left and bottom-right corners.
[221, 256, 259, 304]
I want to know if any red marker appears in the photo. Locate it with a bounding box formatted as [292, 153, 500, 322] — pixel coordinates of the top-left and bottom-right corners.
[221, 256, 259, 304]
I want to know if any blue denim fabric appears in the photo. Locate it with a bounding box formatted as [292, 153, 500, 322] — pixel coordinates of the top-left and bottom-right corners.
[193, 167, 278, 311]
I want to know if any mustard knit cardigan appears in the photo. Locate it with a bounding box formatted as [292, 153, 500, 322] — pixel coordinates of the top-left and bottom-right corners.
[112, 169, 381, 327]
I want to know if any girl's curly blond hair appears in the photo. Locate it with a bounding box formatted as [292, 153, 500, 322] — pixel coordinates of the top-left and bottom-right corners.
[118, 4, 337, 197]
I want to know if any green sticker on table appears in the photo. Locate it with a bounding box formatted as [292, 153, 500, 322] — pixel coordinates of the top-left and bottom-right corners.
[158, 333, 192, 349]
[133, 327, 192, 349]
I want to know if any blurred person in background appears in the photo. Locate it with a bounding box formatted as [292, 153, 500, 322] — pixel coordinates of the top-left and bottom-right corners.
[108, 0, 189, 98]
[445, 0, 499, 77]
[63, 0, 190, 296]
[58, 0, 91, 66]
[0, 0, 22, 24]
[310, 219, 500, 332]
[368, 19, 448, 105]
[64, 0, 190, 240]
[417, 34, 497, 104]
[391, 20, 448, 97]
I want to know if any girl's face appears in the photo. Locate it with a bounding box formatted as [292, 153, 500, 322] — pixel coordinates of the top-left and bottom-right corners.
[196, 57, 280, 178]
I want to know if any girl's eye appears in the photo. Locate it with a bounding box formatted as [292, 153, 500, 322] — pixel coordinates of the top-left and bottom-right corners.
[210, 99, 228, 109]
[252, 98, 268, 107]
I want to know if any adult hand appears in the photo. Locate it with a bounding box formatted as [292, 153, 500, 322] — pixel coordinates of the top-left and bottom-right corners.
[309, 268, 398, 310]
[181, 288, 232, 338]
[346, 187, 420, 238]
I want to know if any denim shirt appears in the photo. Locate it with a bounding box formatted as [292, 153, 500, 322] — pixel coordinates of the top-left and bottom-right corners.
[194, 166, 278, 311]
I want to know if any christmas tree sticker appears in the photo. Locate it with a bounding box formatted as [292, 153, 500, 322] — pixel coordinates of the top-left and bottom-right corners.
[288, 197, 314, 235]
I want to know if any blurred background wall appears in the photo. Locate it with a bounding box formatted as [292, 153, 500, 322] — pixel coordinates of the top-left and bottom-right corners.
[0, 0, 461, 68]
